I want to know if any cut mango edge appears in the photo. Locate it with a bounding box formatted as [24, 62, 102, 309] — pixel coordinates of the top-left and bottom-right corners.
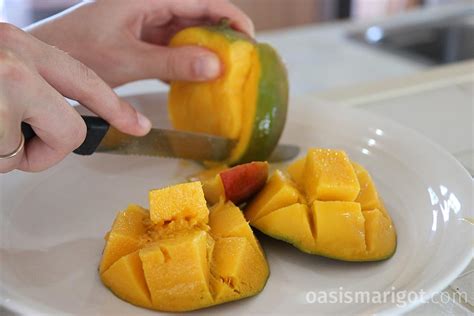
[251, 202, 396, 261]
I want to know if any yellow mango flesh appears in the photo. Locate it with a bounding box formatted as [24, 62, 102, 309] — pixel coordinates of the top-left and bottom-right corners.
[363, 209, 397, 258]
[210, 237, 269, 304]
[352, 162, 381, 210]
[209, 201, 266, 258]
[101, 251, 152, 308]
[100, 182, 269, 311]
[139, 231, 214, 311]
[149, 181, 208, 226]
[252, 203, 315, 251]
[245, 170, 302, 222]
[169, 28, 254, 139]
[312, 201, 366, 260]
[99, 204, 148, 273]
[246, 148, 397, 262]
[304, 149, 360, 203]
[287, 157, 306, 188]
[202, 175, 225, 206]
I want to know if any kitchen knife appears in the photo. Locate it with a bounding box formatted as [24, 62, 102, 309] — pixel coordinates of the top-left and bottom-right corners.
[21, 116, 299, 162]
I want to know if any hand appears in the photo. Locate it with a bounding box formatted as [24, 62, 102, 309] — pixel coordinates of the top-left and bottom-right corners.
[0, 23, 151, 173]
[28, 0, 254, 87]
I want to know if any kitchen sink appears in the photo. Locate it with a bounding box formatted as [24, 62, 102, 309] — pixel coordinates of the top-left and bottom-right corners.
[349, 10, 474, 65]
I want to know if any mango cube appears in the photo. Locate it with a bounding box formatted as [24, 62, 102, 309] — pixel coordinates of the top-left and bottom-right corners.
[99, 204, 148, 273]
[352, 162, 381, 210]
[149, 182, 208, 225]
[287, 157, 306, 188]
[246, 170, 302, 222]
[101, 251, 152, 308]
[304, 149, 360, 203]
[363, 209, 396, 258]
[312, 201, 366, 259]
[211, 237, 269, 304]
[139, 231, 214, 312]
[252, 203, 315, 251]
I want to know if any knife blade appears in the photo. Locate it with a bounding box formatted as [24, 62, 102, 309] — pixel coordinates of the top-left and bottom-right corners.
[21, 116, 299, 162]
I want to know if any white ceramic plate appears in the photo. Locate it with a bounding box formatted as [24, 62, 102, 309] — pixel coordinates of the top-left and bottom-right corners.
[1, 93, 472, 315]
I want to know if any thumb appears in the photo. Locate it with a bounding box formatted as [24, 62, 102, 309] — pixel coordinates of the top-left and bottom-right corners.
[133, 44, 222, 82]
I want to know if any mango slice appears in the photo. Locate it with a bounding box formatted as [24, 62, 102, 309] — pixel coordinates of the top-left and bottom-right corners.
[100, 182, 269, 312]
[304, 148, 360, 203]
[246, 148, 397, 262]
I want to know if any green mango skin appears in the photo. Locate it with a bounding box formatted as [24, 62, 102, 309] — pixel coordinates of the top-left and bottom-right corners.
[238, 44, 289, 164]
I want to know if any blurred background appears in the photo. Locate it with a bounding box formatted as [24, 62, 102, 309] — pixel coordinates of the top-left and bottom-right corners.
[0, 0, 462, 29]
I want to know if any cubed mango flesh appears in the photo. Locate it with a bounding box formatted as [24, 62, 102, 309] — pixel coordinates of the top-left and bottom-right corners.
[99, 204, 148, 273]
[149, 182, 208, 225]
[246, 148, 397, 262]
[287, 157, 306, 188]
[363, 209, 397, 259]
[139, 231, 214, 312]
[100, 182, 269, 312]
[304, 149, 360, 203]
[101, 250, 152, 308]
[252, 203, 315, 251]
[352, 162, 381, 210]
[209, 201, 264, 256]
[312, 201, 366, 260]
[245, 170, 302, 222]
[210, 237, 269, 304]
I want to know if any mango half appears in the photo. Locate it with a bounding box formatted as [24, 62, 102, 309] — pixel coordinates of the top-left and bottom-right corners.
[246, 148, 397, 262]
[99, 182, 269, 312]
[168, 20, 288, 165]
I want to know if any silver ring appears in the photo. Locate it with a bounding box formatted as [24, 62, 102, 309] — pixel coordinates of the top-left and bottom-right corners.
[0, 133, 25, 160]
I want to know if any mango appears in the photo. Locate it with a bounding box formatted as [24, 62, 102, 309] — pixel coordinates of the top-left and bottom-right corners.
[99, 204, 148, 273]
[168, 21, 288, 165]
[246, 148, 397, 262]
[252, 203, 315, 251]
[99, 182, 269, 312]
[312, 201, 366, 260]
[149, 182, 208, 226]
[245, 170, 303, 222]
[304, 148, 360, 203]
[287, 157, 306, 188]
[139, 231, 214, 311]
[101, 251, 152, 308]
[199, 162, 269, 205]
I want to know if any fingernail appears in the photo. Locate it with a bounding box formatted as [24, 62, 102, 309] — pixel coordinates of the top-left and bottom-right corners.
[137, 112, 151, 131]
[193, 55, 220, 80]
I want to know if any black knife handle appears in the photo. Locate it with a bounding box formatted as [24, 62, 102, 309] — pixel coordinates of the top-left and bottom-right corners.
[21, 115, 110, 155]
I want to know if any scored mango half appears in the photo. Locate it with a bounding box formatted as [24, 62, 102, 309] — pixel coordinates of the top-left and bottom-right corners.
[168, 20, 288, 165]
[246, 148, 397, 262]
[99, 182, 269, 312]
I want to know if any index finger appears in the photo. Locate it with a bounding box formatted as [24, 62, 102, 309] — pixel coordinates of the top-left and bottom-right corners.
[159, 0, 255, 37]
